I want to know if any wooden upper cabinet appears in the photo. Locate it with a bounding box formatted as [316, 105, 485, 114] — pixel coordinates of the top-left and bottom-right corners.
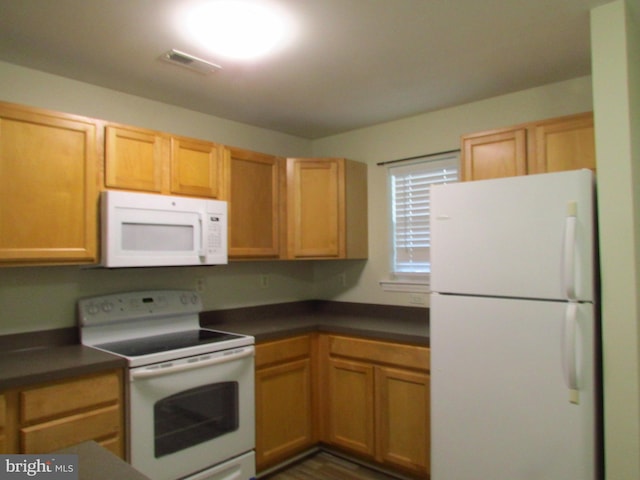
[223, 147, 284, 259]
[105, 124, 164, 192]
[287, 158, 341, 258]
[462, 128, 527, 181]
[530, 112, 595, 174]
[0, 102, 99, 265]
[105, 124, 223, 198]
[461, 112, 595, 181]
[286, 158, 368, 259]
[170, 136, 223, 198]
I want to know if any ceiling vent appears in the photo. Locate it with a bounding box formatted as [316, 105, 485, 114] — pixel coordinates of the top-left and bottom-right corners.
[160, 49, 222, 75]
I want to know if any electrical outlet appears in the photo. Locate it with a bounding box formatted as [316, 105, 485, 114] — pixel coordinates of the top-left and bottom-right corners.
[260, 274, 269, 289]
[338, 272, 347, 287]
[196, 278, 206, 293]
[409, 293, 426, 306]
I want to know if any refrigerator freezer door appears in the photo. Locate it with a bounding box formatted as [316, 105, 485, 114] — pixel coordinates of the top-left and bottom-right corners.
[430, 170, 594, 301]
[430, 294, 597, 480]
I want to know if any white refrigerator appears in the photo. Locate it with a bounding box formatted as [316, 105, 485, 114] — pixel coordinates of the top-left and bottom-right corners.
[429, 169, 602, 479]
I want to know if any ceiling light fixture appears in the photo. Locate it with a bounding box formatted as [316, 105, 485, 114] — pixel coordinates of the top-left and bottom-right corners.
[182, 0, 295, 61]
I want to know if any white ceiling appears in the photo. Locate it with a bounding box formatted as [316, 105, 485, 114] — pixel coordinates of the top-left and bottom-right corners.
[0, 0, 609, 139]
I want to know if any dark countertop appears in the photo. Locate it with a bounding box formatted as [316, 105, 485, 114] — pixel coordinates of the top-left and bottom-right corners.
[201, 300, 430, 346]
[0, 343, 126, 391]
[56, 441, 151, 480]
[0, 300, 428, 391]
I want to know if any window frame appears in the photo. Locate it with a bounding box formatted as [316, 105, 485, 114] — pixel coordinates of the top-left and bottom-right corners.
[381, 152, 459, 292]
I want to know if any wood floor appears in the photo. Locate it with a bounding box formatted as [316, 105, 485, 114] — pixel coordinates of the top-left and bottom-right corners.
[263, 452, 401, 480]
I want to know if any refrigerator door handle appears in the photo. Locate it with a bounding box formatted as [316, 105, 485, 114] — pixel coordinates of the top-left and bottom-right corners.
[563, 301, 580, 404]
[563, 202, 578, 300]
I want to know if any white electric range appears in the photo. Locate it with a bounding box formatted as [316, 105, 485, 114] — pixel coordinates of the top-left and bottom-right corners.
[78, 290, 256, 480]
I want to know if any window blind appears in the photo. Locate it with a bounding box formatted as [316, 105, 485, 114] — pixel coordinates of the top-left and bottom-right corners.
[389, 156, 458, 275]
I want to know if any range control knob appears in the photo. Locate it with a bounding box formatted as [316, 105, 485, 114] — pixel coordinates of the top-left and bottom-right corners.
[101, 301, 114, 313]
[86, 303, 100, 315]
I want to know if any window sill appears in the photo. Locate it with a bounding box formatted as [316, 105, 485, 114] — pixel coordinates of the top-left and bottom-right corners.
[379, 279, 430, 293]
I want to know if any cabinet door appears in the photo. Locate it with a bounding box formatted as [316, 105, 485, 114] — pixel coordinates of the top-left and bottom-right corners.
[170, 137, 223, 198]
[376, 367, 430, 476]
[531, 112, 595, 174]
[287, 158, 343, 258]
[0, 103, 98, 264]
[461, 128, 527, 181]
[105, 125, 165, 192]
[255, 359, 313, 470]
[225, 147, 283, 258]
[327, 358, 375, 458]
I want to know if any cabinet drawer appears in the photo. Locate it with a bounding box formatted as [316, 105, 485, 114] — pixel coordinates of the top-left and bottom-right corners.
[256, 335, 311, 368]
[21, 405, 120, 453]
[20, 372, 120, 424]
[329, 336, 429, 371]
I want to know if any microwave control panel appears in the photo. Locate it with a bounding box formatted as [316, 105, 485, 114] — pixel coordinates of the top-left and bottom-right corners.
[203, 201, 227, 261]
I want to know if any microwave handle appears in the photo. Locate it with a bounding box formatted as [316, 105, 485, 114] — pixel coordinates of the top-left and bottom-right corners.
[199, 212, 208, 259]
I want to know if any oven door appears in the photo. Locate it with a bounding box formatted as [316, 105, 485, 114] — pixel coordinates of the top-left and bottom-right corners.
[128, 346, 255, 480]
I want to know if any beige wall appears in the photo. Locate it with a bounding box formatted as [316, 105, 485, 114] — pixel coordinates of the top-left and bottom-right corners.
[0, 61, 311, 158]
[592, 1, 640, 478]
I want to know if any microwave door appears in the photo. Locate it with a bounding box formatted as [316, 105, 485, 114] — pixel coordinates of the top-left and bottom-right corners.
[109, 209, 202, 267]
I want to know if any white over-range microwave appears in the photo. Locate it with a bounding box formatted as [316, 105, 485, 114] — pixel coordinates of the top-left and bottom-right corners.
[101, 190, 227, 268]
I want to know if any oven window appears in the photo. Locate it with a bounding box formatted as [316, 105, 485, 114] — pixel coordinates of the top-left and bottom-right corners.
[154, 382, 239, 457]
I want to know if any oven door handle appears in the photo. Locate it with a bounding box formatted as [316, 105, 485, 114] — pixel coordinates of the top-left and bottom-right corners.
[130, 347, 254, 380]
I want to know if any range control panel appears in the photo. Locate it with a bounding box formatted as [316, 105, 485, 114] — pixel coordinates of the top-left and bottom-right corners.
[78, 290, 202, 326]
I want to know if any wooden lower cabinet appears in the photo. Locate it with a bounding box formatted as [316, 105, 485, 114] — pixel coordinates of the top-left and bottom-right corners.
[321, 335, 430, 478]
[2, 370, 125, 458]
[255, 333, 430, 478]
[255, 335, 315, 471]
[376, 367, 430, 475]
[326, 358, 375, 456]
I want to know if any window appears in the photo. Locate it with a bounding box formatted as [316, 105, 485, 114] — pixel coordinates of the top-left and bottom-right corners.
[383, 152, 459, 291]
